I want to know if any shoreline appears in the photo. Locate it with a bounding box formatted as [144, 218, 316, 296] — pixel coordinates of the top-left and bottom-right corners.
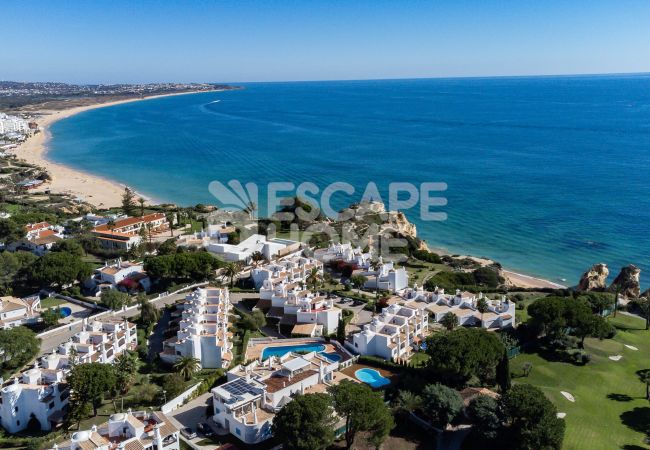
[14, 90, 214, 208]
[427, 246, 568, 290]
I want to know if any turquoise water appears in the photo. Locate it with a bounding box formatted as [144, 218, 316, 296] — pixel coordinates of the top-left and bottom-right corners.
[48, 75, 650, 285]
[261, 343, 326, 359]
[59, 307, 72, 317]
[355, 368, 391, 388]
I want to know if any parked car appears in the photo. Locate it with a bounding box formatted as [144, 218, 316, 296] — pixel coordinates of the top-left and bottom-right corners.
[197, 422, 214, 437]
[180, 427, 197, 439]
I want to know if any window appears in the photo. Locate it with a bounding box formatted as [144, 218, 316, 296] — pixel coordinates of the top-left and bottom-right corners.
[16, 420, 20, 426]
[49, 402, 55, 409]
[215, 408, 220, 414]
[236, 428, 241, 436]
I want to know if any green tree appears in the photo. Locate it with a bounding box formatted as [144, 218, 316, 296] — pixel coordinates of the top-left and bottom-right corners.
[477, 297, 489, 325]
[393, 390, 422, 421]
[328, 380, 394, 449]
[306, 267, 322, 291]
[138, 197, 146, 217]
[0, 326, 40, 371]
[439, 311, 459, 331]
[122, 187, 137, 216]
[250, 251, 266, 267]
[174, 356, 201, 381]
[26, 252, 92, 288]
[0, 218, 24, 243]
[336, 318, 346, 344]
[350, 274, 368, 289]
[114, 351, 139, 394]
[162, 373, 186, 398]
[637, 369, 650, 401]
[0, 251, 37, 294]
[496, 348, 511, 393]
[51, 239, 84, 257]
[425, 328, 505, 385]
[101, 289, 131, 310]
[138, 295, 159, 326]
[41, 307, 63, 327]
[67, 362, 117, 416]
[422, 383, 463, 429]
[637, 298, 650, 330]
[222, 262, 240, 287]
[467, 395, 502, 440]
[271, 393, 337, 450]
[500, 384, 565, 450]
[156, 238, 177, 256]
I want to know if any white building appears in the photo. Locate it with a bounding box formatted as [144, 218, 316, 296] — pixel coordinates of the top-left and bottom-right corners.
[89, 259, 150, 296]
[53, 410, 179, 450]
[0, 113, 29, 136]
[0, 318, 137, 434]
[348, 303, 429, 361]
[211, 351, 346, 445]
[403, 286, 515, 329]
[314, 242, 372, 269]
[0, 295, 41, 329]
[251, 255, 323, 289]
[256, 264, 341, 334]
[207, 234, 301, 263]
[160, 287, 233, 369]
[360, 257, 409, 293]
[91, 213, 169, 251]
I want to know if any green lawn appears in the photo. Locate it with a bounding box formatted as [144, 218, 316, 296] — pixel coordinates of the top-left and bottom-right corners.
[40, 297, 67, 308]
[514, 313, 650, 450]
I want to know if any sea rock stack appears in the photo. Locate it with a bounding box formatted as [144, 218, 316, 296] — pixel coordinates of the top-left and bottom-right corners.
[610, 264, 641, 298]
[578, 263, 609, 291]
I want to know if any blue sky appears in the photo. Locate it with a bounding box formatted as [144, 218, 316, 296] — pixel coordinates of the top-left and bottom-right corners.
[3, 0, 649, 83]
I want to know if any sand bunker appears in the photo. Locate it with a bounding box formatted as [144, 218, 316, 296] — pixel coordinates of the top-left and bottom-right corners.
[609, 355, 623, 361]
[557, 412, 567, 419]
[624, 345, 638, 351]
[560, 391, 575, 402]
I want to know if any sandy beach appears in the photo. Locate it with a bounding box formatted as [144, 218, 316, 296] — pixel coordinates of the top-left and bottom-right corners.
[14, 91, 209, 208]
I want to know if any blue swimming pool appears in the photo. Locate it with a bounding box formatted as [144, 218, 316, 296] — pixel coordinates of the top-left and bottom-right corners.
[322, 352, 342, 362]
[59, 307, 72, 318]
[261, 343, 326, 360]
[355, 368, 391, 388]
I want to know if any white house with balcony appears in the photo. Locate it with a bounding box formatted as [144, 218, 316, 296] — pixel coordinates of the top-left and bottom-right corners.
[211, 351, 345, 445]
[160, 287, 234, 369]
[360, 257, 409, 293]
[251, 255, 323, 289]
[258, 282, 341, 335]
[53, 409, 179, 450]
[402, 286, 515, 329]
[314, 242, 372, 269]
[0, 295, 41, 329]
[348, 303, 429, 361]
[0, 318, 137, 434]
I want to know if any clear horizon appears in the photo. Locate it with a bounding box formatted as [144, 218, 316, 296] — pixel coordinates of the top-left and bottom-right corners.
[3, 0, 649, 84]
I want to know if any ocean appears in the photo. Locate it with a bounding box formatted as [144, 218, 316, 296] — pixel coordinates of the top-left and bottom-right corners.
[48, 75, 650, 285]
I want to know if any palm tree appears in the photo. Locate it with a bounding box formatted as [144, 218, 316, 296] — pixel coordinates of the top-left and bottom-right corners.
[439, 312, 459, 331]
[243, 201, 257, 220]
[250, 251, 265, 267]
[223, 262, 240, 287]
[638, 298, 650, 331]
[174, 356, 201, 381]
[394, 390, 422, 419]
[138, 197, 146, 217]
[477, 297, 489, 326]
[107, 219, 116, 234]
[306, 267, 323, 291]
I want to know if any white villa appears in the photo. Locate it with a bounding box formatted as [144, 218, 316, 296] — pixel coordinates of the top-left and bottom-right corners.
[403, 286, 515, 329]
[348, 303, 429, 361]
[257, 285, 340, 336]
[207, 234, 301, 263]
[91, 213, 170, 251]
[211, 351, 350, 445]
[88, 259, 151, 296]
[160, 287, 234, 369]
[53, 410, 179, 450]
[0, 295, 41, 329]
[360, 258, 409, 293]
[314, 242, 372, 269]
[251, 255, 323, 289]
[0, 318, 137, 434]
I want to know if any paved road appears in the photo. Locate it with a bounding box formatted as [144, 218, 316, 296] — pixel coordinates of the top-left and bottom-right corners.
[39, 292, 187, 354]
[168, 392, 218, 450]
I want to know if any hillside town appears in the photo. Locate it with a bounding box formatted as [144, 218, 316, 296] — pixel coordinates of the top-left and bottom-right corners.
[1, 181, 648, 450]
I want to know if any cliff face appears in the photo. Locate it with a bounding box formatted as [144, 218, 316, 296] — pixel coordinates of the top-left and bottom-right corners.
[578, 263, 609, 291]
[610, 264, 641, 298]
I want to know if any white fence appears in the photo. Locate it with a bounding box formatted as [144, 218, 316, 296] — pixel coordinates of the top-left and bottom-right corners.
[161, 382, 202, 414]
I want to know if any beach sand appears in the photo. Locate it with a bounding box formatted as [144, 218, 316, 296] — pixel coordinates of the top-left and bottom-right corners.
[13, 91, 208, 208]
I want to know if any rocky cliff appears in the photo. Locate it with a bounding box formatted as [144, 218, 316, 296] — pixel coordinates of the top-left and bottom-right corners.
[610, 264, 641, 298]
[578, 263, 609, 291]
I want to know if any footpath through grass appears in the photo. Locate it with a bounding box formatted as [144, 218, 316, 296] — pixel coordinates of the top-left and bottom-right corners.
[514, 314, 650, 450]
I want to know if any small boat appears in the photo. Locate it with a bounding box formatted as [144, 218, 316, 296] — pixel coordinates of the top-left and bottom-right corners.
[559, 278, 567, 282]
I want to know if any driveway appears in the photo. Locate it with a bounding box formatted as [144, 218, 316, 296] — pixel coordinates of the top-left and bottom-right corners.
[168, 392, 218, 449]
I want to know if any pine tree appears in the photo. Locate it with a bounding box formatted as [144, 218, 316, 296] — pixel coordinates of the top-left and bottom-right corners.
[122, 187, 137, 216]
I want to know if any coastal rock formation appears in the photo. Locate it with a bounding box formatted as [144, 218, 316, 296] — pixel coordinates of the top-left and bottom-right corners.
[610, 264, 641, 298]
[578, 263, 609, 291]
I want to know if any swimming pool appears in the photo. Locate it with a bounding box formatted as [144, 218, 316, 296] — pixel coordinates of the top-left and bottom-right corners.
[59, 307, 72, 318]
[261, 343, 326, 360]
[355, 368, 391, 388]
[322, 352, 342, 362]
